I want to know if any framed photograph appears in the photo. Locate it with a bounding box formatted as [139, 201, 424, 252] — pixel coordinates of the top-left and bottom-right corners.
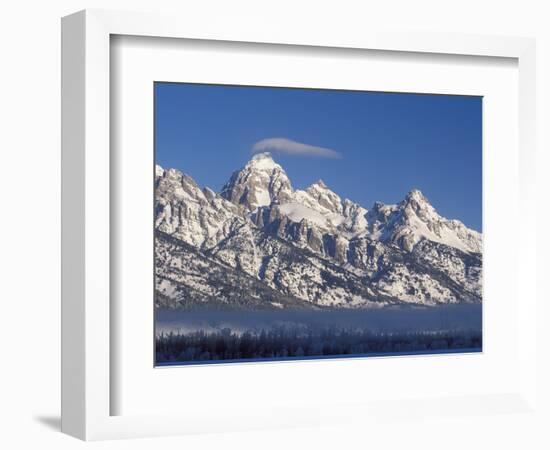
[61, 9, 537, 440]
[153, 83, 484, 367]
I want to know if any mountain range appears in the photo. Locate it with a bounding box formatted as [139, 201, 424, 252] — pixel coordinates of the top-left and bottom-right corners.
[155, 152, 482, 310]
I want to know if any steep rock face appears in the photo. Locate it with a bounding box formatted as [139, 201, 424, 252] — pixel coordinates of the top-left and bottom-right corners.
[206, 229, 389, 308]
[258, 179, 368, 262]
[156, 232, 316, 310]
[155, 153, 482, 309]
[155, 165, 249, 250]
[345, 236, 482, 305]
[341, 199, 369, 236]
[410, 239, 482, 300]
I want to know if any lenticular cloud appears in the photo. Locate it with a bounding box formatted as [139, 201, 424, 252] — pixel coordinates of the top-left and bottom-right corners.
[252, 138, 342, 159]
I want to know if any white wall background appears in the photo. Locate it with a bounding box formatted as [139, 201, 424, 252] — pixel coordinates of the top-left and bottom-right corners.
[0, 1, 548, 449]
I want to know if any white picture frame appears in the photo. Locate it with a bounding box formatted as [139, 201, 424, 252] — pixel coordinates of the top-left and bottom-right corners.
[61, 9, 537, 441]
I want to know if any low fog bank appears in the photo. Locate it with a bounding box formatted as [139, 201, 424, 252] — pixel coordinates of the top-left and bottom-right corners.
[156, 304, 482, 336]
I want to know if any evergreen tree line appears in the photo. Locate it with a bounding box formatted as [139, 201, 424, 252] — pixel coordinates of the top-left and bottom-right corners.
[156, 326, 482, 363]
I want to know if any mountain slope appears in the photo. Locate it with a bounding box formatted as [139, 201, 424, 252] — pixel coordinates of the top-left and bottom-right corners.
[156, 232, 318, 310]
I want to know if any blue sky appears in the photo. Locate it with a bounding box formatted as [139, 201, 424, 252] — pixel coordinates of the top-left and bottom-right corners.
[155, 83, 482, 231]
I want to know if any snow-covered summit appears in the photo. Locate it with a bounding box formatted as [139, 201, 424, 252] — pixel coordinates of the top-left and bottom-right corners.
[249, 151, 279, 169]
[406, 188, 426, 201]
[221, 152, 293, 211]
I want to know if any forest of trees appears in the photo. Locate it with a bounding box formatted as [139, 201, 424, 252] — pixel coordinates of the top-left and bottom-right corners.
[156, 326, 482, 364]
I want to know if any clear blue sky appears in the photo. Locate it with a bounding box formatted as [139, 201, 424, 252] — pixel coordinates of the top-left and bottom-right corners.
[155, 82, 482, 231]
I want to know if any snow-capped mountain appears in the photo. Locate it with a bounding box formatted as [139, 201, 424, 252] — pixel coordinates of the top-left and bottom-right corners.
[155, 152, 482, 310]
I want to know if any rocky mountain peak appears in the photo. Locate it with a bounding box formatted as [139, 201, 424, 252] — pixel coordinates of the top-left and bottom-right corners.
[302, 179, 342, 215]
[383, 188, 482, 254]
[400, 189, 439, 221]
[406, 188, 426, 201]
[220, 153, 293, 211]
[403, 189, 433, 209]
[311, 179, 328, 189]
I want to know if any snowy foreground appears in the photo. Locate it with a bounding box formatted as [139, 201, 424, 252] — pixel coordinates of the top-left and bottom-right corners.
[155, 305, 482, 365]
